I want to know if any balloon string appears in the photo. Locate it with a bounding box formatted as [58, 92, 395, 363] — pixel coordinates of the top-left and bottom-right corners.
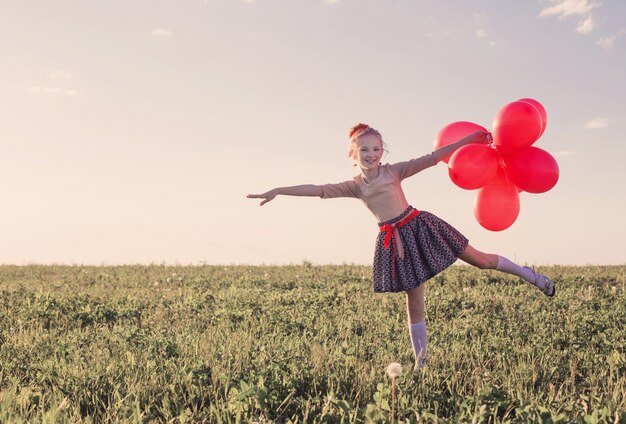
[498, 153, 509, 174]
[486, 132, 497, 150]
[487, 133, 510, 174]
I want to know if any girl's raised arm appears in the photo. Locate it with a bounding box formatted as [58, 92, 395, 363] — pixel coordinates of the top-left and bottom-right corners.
[247, 184, 323, 206]
[432, 130, 491, 163]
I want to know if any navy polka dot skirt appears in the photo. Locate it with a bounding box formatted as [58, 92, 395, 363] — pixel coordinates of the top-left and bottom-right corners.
[373, 206, 469, 293]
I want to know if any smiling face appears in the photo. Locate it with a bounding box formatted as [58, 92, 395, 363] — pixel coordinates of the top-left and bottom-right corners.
[355, 133, 384, 171]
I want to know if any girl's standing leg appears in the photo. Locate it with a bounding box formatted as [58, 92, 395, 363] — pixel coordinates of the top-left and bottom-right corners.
[457, 244, 555, 296]
[406, 285, 427, 368]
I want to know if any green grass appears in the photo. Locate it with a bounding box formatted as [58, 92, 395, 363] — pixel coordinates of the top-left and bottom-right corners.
[0, 264, 624, 423]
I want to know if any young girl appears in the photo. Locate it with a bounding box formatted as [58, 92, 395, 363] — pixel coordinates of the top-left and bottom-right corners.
[247, 123, 555, 369]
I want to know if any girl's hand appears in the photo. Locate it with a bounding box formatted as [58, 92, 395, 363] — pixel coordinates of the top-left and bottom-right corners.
[468, 130, 491, 144]
[247, 189, 277, 206]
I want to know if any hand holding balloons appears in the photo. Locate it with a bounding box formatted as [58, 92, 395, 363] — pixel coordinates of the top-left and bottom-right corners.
[434, 122, 489, 163]
[434, 98, 559, 231]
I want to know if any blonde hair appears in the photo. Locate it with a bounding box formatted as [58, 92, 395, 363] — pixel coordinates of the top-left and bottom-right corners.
[347, 123, 386, 160]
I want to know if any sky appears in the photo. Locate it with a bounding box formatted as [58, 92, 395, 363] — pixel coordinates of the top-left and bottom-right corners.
[1, 0, 625, 266]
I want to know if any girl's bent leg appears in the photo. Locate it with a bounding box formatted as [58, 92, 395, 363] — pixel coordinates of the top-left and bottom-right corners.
[458, 244, 555, 296]
[457, 244, 498, 269]
[406, 285, 427, 368]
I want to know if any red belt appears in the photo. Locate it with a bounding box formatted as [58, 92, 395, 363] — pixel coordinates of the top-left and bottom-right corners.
[379, 209, 420, 279]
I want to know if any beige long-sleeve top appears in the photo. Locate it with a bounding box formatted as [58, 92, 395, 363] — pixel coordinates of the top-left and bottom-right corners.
[319, 153, 438, 222]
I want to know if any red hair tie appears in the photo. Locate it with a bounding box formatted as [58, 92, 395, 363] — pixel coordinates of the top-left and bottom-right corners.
[349, 123, 370, 139]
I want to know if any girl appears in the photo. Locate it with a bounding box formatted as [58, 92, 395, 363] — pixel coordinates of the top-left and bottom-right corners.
[247, 123, 555, 370]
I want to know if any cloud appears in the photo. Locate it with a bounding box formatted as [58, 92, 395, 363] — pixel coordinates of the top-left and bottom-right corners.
[28, 86, 82, 96]
[585, 118, 610, 129]
[29, 85, 60, 94]
[475, 28, 497, 46]
[539, 0, 600, 35]
[539, 0, 599, 19]
[474, 13, 488, 23]
[65, 89, 83, 96]
[596, 28, 626, 50]
[151, 28, 174, 38]
[49, 70, 72, 81]
[472, 13, 496, 45]
[576, 16, 594, 34]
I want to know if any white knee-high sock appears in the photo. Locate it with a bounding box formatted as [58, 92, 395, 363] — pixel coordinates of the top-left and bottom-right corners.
[409, 321, 427, 368]
[496, 255, 546, 290]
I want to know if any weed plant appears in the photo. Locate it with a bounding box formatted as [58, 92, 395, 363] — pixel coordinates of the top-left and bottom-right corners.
[0, 264, 624, 422]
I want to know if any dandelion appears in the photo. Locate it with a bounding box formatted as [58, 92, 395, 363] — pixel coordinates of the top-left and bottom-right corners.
[386, 362, 402, 423]
[386, 362, 402, 378]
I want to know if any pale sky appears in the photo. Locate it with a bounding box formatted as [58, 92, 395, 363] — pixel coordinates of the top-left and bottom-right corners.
[1, 0, 625, 266]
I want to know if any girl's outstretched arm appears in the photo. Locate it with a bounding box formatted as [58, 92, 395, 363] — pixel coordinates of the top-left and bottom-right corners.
[432, 130, 491, 163]
[247, 184, 323, 206]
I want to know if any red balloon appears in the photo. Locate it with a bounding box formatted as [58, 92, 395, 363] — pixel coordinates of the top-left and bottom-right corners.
[434, 121, 488, 163]
[518, 98, 547, 138]
[492, 101, 542, 154]
[503, 147, 559, 193]
[448, 144, 499, 190]
[474, 168, 520, 231]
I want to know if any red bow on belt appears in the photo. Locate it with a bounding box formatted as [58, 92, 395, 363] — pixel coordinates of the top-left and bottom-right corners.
[379, 209, 420, 280]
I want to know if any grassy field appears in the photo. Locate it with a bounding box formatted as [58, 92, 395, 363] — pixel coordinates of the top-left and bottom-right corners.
[0, 264, 624, 423]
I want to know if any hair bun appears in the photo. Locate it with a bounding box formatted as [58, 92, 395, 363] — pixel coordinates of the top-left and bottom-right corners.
[349, 123, 370, 139]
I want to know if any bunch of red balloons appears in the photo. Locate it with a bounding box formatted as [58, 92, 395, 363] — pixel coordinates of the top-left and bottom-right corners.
[434, 98, 559, 231]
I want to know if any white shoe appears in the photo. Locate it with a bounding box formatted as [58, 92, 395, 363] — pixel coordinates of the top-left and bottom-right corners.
[523, 266, 556, 297]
